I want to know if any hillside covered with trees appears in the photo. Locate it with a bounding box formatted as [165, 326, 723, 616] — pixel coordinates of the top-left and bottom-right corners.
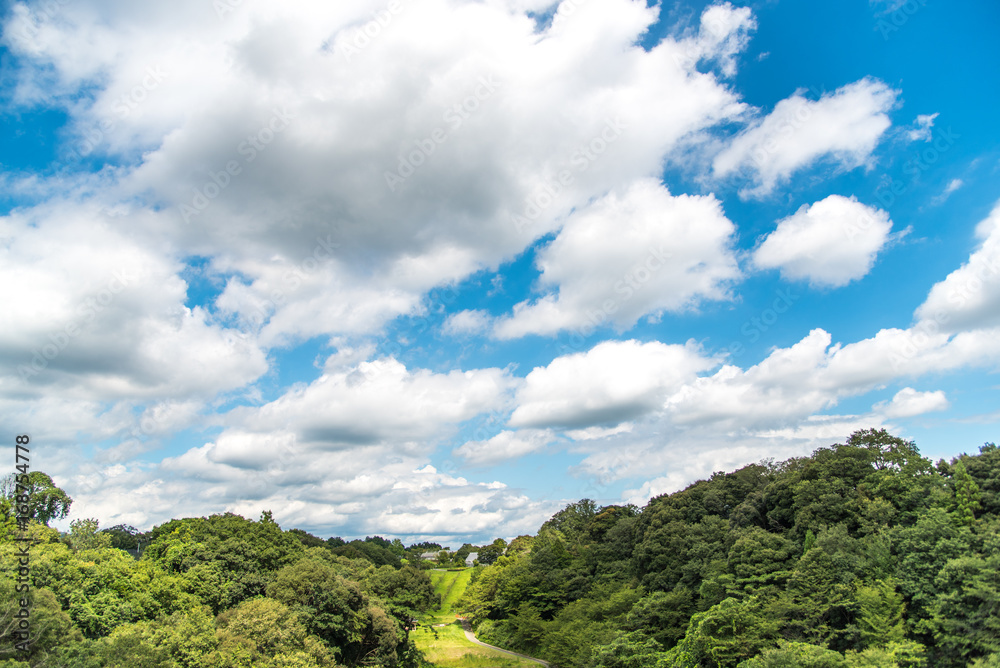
[1, 428, 997, 667]
[457, 430, 1000, 668]
[0, 508, 440, 666]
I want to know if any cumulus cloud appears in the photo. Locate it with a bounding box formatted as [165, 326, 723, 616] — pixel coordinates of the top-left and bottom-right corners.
[214, 355, 515, 450]
[9, 0, 995, 540]
[753, 195, 895, 288]
[494, 180, 741, 338]
[684, 2, 757, 77]
[70, 445, 560, 541]
[916, 201, 1000, 331]
[454, 429, 557, 466]
[0, 0, 764, 540]
[666, 326, 1000, 431]
[713, 78, 898, 197]
[0, 204, 267, 400]
[86, 353, 525, 536]
[443, 309, 493, 336]
[510, 339, 718, 429]
[874, 388, 949, 418]
[508, 320, 1000, 485]
[0, 0, 757, 349]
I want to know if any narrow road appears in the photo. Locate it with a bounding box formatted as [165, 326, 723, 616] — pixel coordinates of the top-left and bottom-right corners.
[457, 618, 550, 667]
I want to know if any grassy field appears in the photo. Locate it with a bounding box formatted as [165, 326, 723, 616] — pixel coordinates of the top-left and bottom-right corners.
[412, 568, 538, 668]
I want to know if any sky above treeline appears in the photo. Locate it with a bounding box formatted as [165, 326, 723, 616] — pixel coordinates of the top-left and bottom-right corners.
[1, 0, 998, 545]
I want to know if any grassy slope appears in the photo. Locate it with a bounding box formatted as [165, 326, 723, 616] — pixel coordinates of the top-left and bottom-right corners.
[413, 569, 537, 668]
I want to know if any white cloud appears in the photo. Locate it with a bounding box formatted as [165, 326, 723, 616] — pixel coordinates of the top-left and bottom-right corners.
[443, 309, 493, 336]
[69, 442, 559, 542]
[510, 339, 718, 428]
[454, 429, 557, 466]
[916, 201, 1000, 331]
[688, 3, 757, 77]
[931, 178, 964, 206]
[753, 195, 895, 287]
[874, 388, 949, 418]
[493, 179, 741, 338]
[506, 325, 962, 458]
[0, 0, 762, 542]
[944, 178, 965, 195]
[0, 0, 756, 349]
[73, 353, 527, 537]
[907, 113, 939, 142]
[0, 204, 267, 401]
[713, 78, 898, 197]
[565, 423, 634, 441]
[219, 355, 515, 449]
[8, 0, 997, 542]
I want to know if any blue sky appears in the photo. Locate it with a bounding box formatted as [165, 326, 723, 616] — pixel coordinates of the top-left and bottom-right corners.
[1, 0, 998, 545]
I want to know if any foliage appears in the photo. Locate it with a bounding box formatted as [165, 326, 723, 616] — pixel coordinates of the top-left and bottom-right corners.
[0, 512, 429, 666]
[1, 430, 995, 668]
[0, 471, 73, 526]
[456, 430, 1000, 668]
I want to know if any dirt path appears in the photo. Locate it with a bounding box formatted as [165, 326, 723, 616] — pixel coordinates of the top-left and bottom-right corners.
[457, 618, 550, 667]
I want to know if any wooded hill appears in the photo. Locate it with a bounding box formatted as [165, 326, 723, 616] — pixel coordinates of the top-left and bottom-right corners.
[457, 429, 999, 668]
[0, 428, 996, 667]
[0, 510, 440, 666]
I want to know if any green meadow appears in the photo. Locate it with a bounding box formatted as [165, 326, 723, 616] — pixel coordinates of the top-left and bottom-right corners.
[412, 568, 538, 668]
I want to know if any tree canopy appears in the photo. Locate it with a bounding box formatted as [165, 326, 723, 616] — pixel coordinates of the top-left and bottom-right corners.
[457, 431, 1000, 668]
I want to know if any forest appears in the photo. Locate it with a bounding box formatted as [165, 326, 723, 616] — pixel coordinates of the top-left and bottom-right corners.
[457, 429, 1000, 668]
[0, 428, 997, 667]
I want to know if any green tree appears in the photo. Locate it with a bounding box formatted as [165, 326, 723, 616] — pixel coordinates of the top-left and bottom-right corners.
[68, 518, 113, 552]
[99, 524, 146, 552]
[0, 581, 83, 665]
[925, 554, 1000, 665]
[951, 460, 982, 527]
[663, 596, 781, 667]
[845, 429, 922, 472]
[738, 642, 845, 668]
[0, 472, 72, 526]
[476, 543, 505, 566]
[266, 555, 368, 658]
[214, 598, 334, 667]
[854, 579, 905, 649]
[142, 512, 305, 609]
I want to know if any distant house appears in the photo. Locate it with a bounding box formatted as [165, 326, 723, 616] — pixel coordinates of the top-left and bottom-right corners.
[420, 552, 439, 561]
[465, 552, 478, 567]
